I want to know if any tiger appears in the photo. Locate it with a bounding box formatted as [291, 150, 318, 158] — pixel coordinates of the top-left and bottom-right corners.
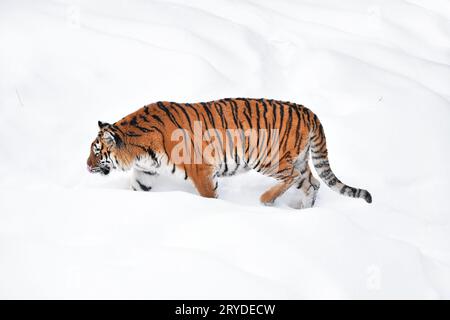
[87, 98, 372, 208]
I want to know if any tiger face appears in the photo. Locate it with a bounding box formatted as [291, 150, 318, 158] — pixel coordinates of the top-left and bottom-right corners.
[86, 121, 122, 175]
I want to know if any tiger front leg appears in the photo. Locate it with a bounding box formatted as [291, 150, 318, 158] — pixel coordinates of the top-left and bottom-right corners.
[188, 164, 218, 199]
[131, 168, 158, 192]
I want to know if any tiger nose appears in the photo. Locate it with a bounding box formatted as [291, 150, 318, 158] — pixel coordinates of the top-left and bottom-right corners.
[87, 165, 93, 173]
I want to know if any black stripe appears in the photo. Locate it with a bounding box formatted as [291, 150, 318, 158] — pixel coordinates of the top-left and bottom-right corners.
[229, 99, 242, 129]
[185, 103, 201, 121]
[136, 179, 151, 191]
[213, 101, 226, 128]
[157, 102, 183, 129]
[281, 105, 293, 150]
[149, 125, 169, 160]
[292, 104, 302, 150]
[328, 178, 337, 186]
[171, 102, 194, 132]
[125, 131, 142, 137]
[151, 114, 164, 125]
[200, 102, 216, 128]
[260, 99, 269, 130]
[240, 99, 252, 126]
[147, 148, 158, 163]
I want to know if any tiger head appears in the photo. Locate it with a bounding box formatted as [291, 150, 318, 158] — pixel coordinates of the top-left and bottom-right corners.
[87, 121, 126, 175]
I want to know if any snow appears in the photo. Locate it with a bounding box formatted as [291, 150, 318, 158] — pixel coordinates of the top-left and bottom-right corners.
[1, 0, 450, 299]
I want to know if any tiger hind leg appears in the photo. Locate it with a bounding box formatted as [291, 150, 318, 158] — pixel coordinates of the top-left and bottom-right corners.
[131, 168, 158, 192]
[260, 166, 300, 206]
[293, 162, 320, 209]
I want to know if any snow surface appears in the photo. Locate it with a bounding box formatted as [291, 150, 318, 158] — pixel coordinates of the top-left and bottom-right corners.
[1, 0, 450, 299]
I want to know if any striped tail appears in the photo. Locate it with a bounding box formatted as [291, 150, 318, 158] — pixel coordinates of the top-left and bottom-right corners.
[309, 113, 372, 204]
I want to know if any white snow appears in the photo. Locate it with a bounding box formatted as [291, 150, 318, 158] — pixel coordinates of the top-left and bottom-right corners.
[1, 0, 450, 299]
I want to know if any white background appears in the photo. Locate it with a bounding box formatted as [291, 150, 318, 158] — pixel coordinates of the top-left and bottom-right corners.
[1, 0, 449, 298]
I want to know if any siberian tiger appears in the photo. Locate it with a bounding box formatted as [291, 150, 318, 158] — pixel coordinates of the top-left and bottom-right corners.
[87, 98, 372, 208]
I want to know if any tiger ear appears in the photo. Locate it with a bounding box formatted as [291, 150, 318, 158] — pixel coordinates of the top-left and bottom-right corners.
[98, 121, 123, 147]
[102, 130, 116, 146]
[98, 120, 110, 129]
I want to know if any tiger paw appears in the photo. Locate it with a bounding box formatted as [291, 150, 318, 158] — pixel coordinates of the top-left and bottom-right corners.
[260, 192, 275, 206]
